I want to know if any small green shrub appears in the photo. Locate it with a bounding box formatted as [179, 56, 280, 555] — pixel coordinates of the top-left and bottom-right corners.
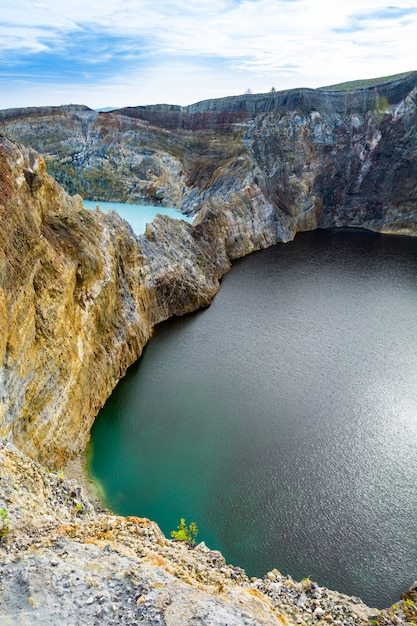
[0, 507, 10, 540]
[73, 502, 83, 515]
[170, 518, 198, 545]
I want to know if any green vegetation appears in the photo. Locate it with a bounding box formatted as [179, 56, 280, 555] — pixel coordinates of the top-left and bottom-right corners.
[369, 596, 417, 625]
[318, 71, 414, 91]
[170, 518, 199, 545]
[0, 507, 10, 540]
[73, 502, 83, 515]
[301, 575, 314, 591]
[404, 597, 417, 623]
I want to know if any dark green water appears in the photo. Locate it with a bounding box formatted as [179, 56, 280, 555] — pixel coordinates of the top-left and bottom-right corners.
[88, 229, 417, 608]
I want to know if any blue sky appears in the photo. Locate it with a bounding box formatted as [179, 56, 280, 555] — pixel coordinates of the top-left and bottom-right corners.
[1, 0, 416, 109]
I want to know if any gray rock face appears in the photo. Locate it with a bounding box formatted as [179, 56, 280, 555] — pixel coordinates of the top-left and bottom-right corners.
[0, 72, 416, 242]
[114, 71, 417, 126]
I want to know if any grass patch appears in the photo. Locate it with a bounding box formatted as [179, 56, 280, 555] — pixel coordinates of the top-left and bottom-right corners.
[318, 71, 414, 91]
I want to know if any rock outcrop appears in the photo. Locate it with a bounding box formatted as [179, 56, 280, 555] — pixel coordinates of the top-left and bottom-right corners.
[1, 73, 417, 624]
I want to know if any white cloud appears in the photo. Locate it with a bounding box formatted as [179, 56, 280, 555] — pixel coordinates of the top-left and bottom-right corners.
[1, 0, 416, 107]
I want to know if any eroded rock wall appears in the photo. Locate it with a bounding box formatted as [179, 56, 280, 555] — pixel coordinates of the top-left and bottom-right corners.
[0, 138, 145, 465]
[1, 72, 416, 244]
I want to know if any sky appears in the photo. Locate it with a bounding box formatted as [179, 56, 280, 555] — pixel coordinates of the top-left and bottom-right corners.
[1, 0, 416, 110]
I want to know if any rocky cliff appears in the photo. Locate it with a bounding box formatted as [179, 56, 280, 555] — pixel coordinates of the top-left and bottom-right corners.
[0, 137, 231, 468]
[1, 72, 416, 243]
[0, 74, 417, 624]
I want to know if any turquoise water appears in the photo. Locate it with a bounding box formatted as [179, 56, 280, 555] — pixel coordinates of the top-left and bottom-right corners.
[88, 228, 417, 608]
[82, 200, 193, 235]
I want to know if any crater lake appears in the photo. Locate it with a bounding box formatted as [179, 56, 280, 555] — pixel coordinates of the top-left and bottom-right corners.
[88, 228, 417, 609]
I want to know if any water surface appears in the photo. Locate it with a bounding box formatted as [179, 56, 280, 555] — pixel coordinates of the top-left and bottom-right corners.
[83, 199, 192, 235]
[88, 228, 417, 608]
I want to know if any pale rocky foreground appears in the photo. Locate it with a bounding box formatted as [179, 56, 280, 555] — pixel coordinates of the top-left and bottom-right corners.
[3, 439, 415, 626]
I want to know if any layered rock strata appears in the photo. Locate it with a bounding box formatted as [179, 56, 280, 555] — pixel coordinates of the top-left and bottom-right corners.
[0, 72, 416, 242]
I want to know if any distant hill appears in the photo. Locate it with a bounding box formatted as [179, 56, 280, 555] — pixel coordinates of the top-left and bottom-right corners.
[319, 71, 414, 91]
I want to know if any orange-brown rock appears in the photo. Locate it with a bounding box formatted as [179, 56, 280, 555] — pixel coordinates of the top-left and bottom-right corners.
[0, 137, 228, 468]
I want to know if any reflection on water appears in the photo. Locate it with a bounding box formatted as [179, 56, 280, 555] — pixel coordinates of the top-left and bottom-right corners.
[88, 229, 417, 608]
